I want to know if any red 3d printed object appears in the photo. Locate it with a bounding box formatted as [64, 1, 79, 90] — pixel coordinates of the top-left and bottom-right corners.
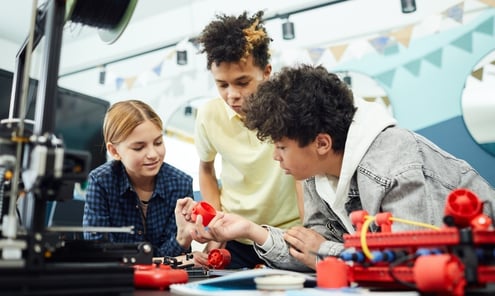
[317, 188, 495, 296]
[134, 263, 188, 289]
[191, 201, 217, 226]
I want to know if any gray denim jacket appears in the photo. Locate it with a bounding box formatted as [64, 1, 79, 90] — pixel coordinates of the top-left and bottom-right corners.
[254, 126, 495, 272]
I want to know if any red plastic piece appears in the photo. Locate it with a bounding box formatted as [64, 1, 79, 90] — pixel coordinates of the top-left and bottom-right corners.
[134, 264, 188, 289]
[375, 212, 393, 232]
[414, 254, 466, 296]
[191, 201, 217, 226]
[350, 210, 368, 231]
[207, 248, 231, 269]
[339, 189, 495, 294]
[316, 256, 348, 288]
[471, 213, 493, 230]
[445, 188, 482, 228]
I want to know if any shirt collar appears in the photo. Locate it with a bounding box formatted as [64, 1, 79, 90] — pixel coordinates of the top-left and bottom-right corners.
[222, 99, 242, 121]
[115, 161, 169, 200]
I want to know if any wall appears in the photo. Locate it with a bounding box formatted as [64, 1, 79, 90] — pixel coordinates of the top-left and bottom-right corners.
[332, 9, 495, 186]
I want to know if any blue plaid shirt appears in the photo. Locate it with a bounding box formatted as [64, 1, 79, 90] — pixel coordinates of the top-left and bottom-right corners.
[82, 160, 193, 257]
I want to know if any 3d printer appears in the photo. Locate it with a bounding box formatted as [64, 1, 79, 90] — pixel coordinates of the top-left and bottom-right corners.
[0, 1, 155, 294]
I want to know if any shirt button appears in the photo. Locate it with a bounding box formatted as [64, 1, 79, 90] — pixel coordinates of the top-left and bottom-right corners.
[137, 230, 143, 236]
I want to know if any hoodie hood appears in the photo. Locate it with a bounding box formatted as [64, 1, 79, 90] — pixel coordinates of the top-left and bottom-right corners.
[314, 98, 397, 233]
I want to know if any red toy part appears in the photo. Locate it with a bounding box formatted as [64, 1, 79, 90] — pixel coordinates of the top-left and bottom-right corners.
[350, 210, 368, 231]
[445, 188, 482, 228]
[316, 256, 349, 288]
[208, 248, 231, 269]
[191, 201, 217, 226]
[134, 264, 188, 290]
[414, 254, 466, 296]
[375, 212, 393, 232]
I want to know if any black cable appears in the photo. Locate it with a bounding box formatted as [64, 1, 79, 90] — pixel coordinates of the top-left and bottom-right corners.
[388, 253, 418, 290]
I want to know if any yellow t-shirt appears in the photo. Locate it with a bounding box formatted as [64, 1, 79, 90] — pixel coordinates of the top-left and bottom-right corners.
[194, 98, 301, 241]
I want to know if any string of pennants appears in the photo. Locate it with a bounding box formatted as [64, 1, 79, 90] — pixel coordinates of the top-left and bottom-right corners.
[110, 0, 495, 91]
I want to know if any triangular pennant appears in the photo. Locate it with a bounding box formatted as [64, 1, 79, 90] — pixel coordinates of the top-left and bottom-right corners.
[308, 48, 325, 64]
[374, 69, 396, 88]
[369, 36, 391, 54]
[474, 16, 494, 36]
[383, 43, 399, 55]
[362, 96, 375, 102]
[389, 25, 414, 47]
[491, 60, 495, 65]
[115, 77, 125, 90]
[381, 96, 391, 107]
[152, 63, 163, 76]
[165, 50, 175, 61]
[443, 3, 464, 23]
[471, 67, 484, 81]
[479, 0, 495, 7]
[451, 31, 473, 53]
[329, 44, 348, 61]
[403, 59, 422, 76]
[125, 76, 138, 90]
[424, 49, 443, 68]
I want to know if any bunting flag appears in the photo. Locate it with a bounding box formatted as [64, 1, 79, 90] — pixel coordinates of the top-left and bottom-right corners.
[308, 48, 325, 64]
[471, 67, 484, 81]
[115, 77, 124, 90]
[165, 50, 175, 61]
[443, 3, 464, 23]
[479, 0, 495, 7]
[383, 43, 400, 55]
[374, 68, 396, 88]
[369, 36, 392, 54]
[474, 16, 494, 35]
[389, 25, 414, 47]
[105, 1, 495, 93]
[124, 76, 138, 90]
[363, 96, 391, 107]
[424, 49, 443, 68]
[403, 59, 422, 76]
[329, 44, 348, 61]
[451, 31, 473, 53]
[152, 63, 163, 76]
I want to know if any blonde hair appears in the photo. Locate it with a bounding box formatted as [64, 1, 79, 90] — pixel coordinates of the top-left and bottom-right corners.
[103, 100, 163, 145]
[241, 18, 267, 62]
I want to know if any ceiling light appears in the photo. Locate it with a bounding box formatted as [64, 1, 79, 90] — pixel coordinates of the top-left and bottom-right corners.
[282, 18, 295, 40]
[98, 65, 106, 84]
[177, 50, 188, 65]
[401, 0, 416, 14]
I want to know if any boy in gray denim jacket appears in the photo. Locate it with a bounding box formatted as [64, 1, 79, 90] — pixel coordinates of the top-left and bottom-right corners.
[178, 64, 495, 272]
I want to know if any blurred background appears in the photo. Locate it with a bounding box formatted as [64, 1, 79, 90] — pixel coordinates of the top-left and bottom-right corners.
[1, 0, 494, 192]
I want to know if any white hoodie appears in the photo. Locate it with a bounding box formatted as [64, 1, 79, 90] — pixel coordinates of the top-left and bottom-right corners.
[314, 98, 397, 233]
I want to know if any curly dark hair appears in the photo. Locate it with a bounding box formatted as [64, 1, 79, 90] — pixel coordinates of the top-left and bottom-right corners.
[243, 64, 357, 152]
[197, 10, 271, 70]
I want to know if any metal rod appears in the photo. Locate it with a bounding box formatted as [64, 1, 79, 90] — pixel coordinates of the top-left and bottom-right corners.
[46, 226, 134, 234]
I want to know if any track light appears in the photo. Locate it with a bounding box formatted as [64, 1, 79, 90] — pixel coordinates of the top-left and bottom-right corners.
[98, 65, 106, 84]
[176, 50, 188, 65]
[184, 105, 193, 116]
[282, 18, 295, 40]
[401, 0, 416, 14]
[343, 75, 352, 86]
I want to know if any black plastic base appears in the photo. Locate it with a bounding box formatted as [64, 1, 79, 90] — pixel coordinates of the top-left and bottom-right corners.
[0, 262, 134, 295]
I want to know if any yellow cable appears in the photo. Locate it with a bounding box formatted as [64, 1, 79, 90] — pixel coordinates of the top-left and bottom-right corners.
[360, 216, 375, 260]
[389, 217, 440, 230]
[358, 215, 440, 261]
